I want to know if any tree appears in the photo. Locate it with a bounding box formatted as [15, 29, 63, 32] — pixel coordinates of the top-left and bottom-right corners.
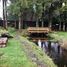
[8, 0, 54, 28]
[57, 0, 67, 31]
[31, 0, 53, 27]
[8, 0, 32, 30]
[8, 0, 67, 30]
[3, 0, 7, 29]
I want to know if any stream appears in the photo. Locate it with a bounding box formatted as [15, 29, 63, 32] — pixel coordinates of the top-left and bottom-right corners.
[37, 40, 67, 67]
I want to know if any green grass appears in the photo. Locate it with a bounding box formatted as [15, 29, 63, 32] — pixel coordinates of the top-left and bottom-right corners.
[0, 39, 37, 67]
[56, 32, 67, 39]
[20, 36, 57, 67]
[49, 31, 67, 41]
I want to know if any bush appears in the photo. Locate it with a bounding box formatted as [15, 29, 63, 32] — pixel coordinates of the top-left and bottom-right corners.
[8, 27, 16, 33]
[21, 29, 28, 37]
[0, 27, 8, 36]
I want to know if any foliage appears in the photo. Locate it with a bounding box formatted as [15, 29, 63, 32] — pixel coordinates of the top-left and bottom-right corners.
[7, 0, 67, 27]
[49, 31, 67, 41]
[8, 0, 54, 20]
[20, 29, 28, 37]
[8, 0, 31, 16]
[8, 27, 16, 33]
[0, 27, 8, 35]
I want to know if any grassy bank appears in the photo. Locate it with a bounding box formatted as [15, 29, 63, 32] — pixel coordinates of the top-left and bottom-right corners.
[55, 32, 67, 39]
[0, 28, 57, 67]
[49, 31, 67, 41]
[19, 36, 57, 67]
[0, 38, 37, 67]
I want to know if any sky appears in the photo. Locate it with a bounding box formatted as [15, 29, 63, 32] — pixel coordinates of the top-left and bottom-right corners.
[0, 0, 3, 19]
[0, 0, 11, 19]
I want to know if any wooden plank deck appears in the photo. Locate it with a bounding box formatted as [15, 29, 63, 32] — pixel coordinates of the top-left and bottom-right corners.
[27, 27, 51, 33]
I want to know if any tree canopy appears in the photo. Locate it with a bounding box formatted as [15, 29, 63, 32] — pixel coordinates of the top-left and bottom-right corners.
[7, 0, 67, 29]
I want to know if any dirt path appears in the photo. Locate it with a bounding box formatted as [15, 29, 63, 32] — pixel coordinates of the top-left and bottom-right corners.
[15, 35, 47, 67]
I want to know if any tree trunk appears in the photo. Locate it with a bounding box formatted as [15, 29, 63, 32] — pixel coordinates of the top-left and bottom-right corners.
[5, 19, 7, 29]
[15, 20, 16, 28]
[36, 19, 39, 27]
[42, 21, 44, 27]
[3, 0, 7, 29]
[63, 22, 65, 31]
[59, 22, 61, 31]
[49, 22, 52, 29]
[5, 0, 7, 29]
[18, 16, 21, 30]
[21, 15, 23, 29]
[3, 0, 5, 27]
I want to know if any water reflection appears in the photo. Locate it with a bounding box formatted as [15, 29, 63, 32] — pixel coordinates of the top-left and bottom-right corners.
[37, 41, 67, 67]
[38, 39, 41, 48]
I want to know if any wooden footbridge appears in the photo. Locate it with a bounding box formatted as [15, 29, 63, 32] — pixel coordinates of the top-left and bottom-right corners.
[27, 27, 51, 33]
[27, 27, 51, 42]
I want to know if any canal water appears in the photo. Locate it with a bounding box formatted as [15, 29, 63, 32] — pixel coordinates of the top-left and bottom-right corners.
[37, 40, 67, 67]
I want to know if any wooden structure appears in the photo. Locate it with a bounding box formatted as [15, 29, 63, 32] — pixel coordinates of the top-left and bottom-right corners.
[27, 27, 51, 33]
[31, 38, 48, 42]
[27, 27, 51, 42]
[0, 37, 8, 47]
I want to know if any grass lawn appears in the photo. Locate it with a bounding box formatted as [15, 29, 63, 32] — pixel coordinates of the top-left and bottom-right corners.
[0, 38, 37, 67]
[56, 32, 67, 39]
[49, 31, 67, 41]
